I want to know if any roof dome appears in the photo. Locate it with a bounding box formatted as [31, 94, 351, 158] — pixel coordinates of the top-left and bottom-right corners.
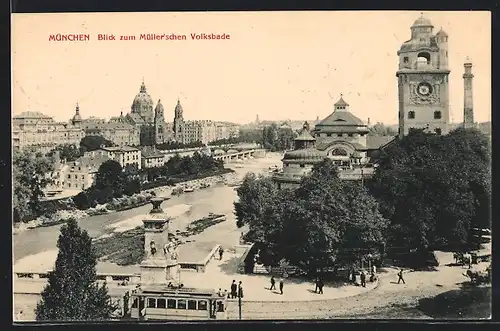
[283, 148, 325, 162]
[412, 15, 433, 28]
[436, 28, 448, 37]
[72, 103, 82, 122]
[295, 123, 316, 142]
[174, 99, 183, 116]
[155, 99, 164, 113]
[132, 80, 154, 110]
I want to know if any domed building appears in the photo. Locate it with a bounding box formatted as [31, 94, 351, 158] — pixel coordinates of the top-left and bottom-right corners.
[124, 80, 170, 146]
[272, 122, 326, 189]
[312, 95, 370, 167]
[71, 102, 82, 126]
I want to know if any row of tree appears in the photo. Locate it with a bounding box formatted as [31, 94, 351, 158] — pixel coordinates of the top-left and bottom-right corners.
[235, 128, 491, 274]
[73, 152, 224, 210]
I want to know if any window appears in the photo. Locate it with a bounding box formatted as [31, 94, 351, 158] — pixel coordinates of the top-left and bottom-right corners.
[198, 300, 208, 310]
[403, 57, 409, 63]
[81, 175, 84, 179]
[131, 298, 138, 308]
[326, 133, 332, 137]
[188, 300, 197, 310]
[147, 298, 156, 308]
[67, 174, 71, 179]
[157, 298, 166, 308]
[348, 133, 353, 137]
[167, 299, 176, 309]
[177, 299, 187, 309]
[435, 128, 442, 135]
[408, 111, 415, 119]
[299, 164, 305, 168]
[434, 111, 442, 119]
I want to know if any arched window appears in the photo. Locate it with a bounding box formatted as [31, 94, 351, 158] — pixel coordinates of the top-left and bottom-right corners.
[416, 52, 431, 68]
[434, 111, 442, 119]
[331, 148, 348, 156]
[408, 111, 415, 119]
[403, 57, 409, 63]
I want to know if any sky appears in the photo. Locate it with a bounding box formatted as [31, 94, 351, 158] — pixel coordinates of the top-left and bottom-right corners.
[11, 11, 491, 125]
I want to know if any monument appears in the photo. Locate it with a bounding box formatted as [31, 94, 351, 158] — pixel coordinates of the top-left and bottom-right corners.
[140, 197, 180, 286]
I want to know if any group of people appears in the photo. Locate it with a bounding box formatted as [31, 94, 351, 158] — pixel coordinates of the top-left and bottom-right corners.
[269, 276, 285, 294]
[218, 280, 244, 299]
[350, 265, 378, 287]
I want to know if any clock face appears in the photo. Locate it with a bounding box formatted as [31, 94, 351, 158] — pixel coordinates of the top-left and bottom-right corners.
[417, 82, 433, 96]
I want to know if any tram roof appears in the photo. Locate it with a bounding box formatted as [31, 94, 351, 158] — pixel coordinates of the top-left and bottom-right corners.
[135, 286, 218, 298]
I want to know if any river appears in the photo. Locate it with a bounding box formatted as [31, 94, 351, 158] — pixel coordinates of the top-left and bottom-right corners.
[13, 153, 283, 269]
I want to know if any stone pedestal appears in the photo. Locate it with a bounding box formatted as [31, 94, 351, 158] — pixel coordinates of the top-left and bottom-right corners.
[139, 197, 181, 287]
[140, 259, 180, 285]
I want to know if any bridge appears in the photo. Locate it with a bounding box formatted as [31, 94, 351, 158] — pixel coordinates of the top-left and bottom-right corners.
[158, 143, 266, 163]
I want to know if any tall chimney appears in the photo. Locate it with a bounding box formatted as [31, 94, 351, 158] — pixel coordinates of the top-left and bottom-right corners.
[463, 57, 475, 129]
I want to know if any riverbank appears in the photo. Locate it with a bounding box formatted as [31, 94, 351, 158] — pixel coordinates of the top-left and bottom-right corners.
[12, 168, 237, 235]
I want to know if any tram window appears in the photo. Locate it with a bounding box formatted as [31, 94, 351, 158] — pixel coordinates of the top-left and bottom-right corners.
[147, 298, 156, 308]
[187, 300, 197, 310]
[198, 300, 208, 310]
[131, 298, 138, 308]
[167, 299, 176, 309]
[177, 299, 187, 309]
[157, 298, 166, 308]
[217, 301, 224, 312]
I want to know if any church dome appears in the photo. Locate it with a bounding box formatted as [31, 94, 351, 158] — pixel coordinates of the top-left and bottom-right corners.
[412, 15, 433, 28]
[72, 103, 82, 123]
[132, 81, 154, 111]
[283, 148, 325, 162]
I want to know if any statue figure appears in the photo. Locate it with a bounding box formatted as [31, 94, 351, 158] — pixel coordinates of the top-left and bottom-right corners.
[163, 241, 179, 260]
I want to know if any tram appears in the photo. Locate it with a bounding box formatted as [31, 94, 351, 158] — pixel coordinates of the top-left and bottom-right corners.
[127, 286, 228, 320]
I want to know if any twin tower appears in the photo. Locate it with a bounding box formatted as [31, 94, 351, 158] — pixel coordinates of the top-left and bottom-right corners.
[396, 14, 475, 138]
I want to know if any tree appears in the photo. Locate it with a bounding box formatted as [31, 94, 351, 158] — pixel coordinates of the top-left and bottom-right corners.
[35, 219, 116, 321]
[13, 150, 54, 222]
[234, 160, 387, 275]
[47, 144, 81, 162]
[368, 122, 397, 136]
[80, 136, 114, 154]
[262, 124, 296, 151]
[95, 160, 125, 198]
[283, 160, 387, 274]
[367, 128, 491, 252]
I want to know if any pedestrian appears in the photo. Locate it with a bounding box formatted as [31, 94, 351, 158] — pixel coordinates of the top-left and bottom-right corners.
[279, 279, 284, 295]
[397, 268, 405, 284]
[219, 246, 224, 260]
[270, 276, 276, 290]
[352, 270, 357, 285]
[238, 281, 244, 298]
[231, 280, 237, 298]
[372, 264, 376, 275]
[360, 271, 366, 287]
[16, 310, 23, 321]
[224, 289, 229, 299]
[217, 288, 223, 297]
[318, 278, 324, 294]
[370, 271, 375, 283]
[314, 277, 319, 293]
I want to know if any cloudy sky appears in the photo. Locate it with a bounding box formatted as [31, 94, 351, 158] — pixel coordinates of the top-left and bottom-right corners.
[12, 11, 490, 124]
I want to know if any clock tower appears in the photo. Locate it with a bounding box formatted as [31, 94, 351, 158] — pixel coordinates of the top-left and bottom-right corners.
[396, 14, 450, 138]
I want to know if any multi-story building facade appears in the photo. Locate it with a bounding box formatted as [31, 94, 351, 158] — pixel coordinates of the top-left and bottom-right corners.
[141, 148, 166, 169]
[172, 100, 239, 144]
[50, 153, 110, 190]
[396, 14, 450, 137]
[12, 110, 85, 154]
[84, 121, 140, 147]
[85, 146, 142, 170]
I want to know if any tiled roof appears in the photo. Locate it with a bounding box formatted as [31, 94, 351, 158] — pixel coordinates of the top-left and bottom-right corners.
[366, 135, 396, 150]
[316, 111, 366, 127]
